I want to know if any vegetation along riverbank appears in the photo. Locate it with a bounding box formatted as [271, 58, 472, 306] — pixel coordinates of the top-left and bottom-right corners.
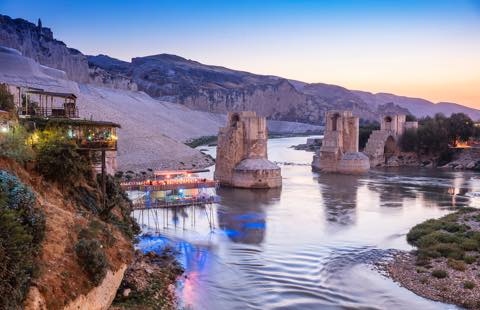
[384, 208, 480, 309]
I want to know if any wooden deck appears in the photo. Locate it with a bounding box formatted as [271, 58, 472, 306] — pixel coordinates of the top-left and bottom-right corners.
[121, 180, 217, 191]
[132, 196, 218, 210]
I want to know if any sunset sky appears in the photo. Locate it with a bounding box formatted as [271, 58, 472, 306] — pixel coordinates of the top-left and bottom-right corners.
[1, 0, 480, 108]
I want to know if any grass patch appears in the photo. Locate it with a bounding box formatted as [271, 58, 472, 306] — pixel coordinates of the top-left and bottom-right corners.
[464, 255, 477, 264]
[407, 209, 480, 264]
[464, 281, 475, 289]
[185, 135, 217, 148]
[431, 269, 448, 279]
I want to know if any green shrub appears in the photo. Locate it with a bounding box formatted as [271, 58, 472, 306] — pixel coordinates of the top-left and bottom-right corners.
[0, 171, 45, 308]
[36, 139, 92, 186]
[0, 126, 34, 163]
[464, 255, 477, 264]
[431, 243, 464, 260]
[431, 269, 448, 279]
[399, 129, 418, 152]
[447, 259, 466, 271]
[464, 281, 475, 289]
[78, 220, 116, 248]
[0, 84, 15, 112]
[75, 238, 109, 285]
[461, 239, 478, 251]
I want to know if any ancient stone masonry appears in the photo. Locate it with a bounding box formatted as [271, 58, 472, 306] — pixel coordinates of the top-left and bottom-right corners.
[364, 115, 418, 167]
[214, 111, 282, 188]
[312, 111, 370, 174]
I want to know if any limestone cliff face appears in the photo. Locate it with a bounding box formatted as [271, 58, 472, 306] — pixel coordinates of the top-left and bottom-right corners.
[88, 66, 138, 91]
[127, 54, 331, 124]
[0, 14, 89, 83]
[87, 54, 138, 91]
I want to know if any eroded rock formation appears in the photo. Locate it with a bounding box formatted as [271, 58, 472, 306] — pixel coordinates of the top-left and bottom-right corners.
[214, 112, 282, 188]
[0, 14, 89, 83]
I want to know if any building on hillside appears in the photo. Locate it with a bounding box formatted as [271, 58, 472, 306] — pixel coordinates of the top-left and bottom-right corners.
[312, 110, 370, 174]
[214, 111, 282, 188]
[2, 83, 120, 175]
[364, 114, 418, 167]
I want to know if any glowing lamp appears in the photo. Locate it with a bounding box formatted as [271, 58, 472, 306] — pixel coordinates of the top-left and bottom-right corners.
[0, 126, 8, 133]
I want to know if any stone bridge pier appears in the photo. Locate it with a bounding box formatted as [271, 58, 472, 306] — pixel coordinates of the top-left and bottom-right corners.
[312, 110, 370, 174]
[364, 115, 418, 167]
[214, 111, 282, 188]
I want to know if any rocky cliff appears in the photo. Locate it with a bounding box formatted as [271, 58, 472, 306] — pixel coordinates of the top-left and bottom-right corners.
[89, 54, 421, 124]
[0, 14, 89, 83]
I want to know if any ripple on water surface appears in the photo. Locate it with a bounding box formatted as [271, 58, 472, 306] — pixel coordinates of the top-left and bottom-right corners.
[134, 137, 470, 309]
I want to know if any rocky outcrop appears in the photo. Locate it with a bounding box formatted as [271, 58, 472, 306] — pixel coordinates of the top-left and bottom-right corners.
[63, 265, 127, 310]
[25, 265, 127, 310]
[87, 54, 137, 91]
[88, 66, 138, 91]
[0, 15, 89, 83]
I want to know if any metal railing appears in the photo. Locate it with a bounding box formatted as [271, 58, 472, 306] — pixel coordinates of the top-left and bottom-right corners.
[20, 107, 79, 118]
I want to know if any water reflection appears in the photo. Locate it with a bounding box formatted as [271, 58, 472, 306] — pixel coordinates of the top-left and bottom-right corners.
[366, 168, 471, 209]
[132, 137, 480, 310]
[217, 187, 281, 244]
[316, 173, 360, 225]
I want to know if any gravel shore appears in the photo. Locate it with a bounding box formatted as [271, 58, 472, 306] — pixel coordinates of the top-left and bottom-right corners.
[382, 250, 480, 309]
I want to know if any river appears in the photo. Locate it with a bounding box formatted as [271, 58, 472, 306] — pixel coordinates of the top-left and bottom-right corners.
[133, 136, 480, 309]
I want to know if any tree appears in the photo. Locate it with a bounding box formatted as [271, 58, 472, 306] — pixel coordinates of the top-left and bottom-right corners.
[36, 139, 92, 187]
[37, 18, 42, 30]
[358, 120, 380, 150]
[399, 129, 418, 152]
[446, 113, 473, 146]
[416, 115, 449, 154]
[0, 84, 15, 112]
[406, 114, 417, 122]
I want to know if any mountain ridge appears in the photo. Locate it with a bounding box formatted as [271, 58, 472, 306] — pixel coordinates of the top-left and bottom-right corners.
[1, 13, 478, 123]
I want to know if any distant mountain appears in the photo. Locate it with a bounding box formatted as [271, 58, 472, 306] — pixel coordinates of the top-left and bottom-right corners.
[352, 90, 480, 120]
[1, 13, 479, 123]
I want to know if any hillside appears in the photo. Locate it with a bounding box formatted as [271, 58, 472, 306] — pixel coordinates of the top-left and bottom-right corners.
[0, 44, 322, 171]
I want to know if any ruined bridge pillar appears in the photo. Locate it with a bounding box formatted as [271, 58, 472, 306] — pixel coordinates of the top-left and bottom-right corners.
[312, 110, 370, 174]
[214, 112, 282, 188]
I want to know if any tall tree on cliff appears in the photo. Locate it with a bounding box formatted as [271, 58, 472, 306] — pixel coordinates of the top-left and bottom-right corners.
[37, 18, 42, 30]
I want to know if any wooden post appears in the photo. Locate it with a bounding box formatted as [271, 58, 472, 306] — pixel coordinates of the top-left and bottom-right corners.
[101, 150, 106, 210]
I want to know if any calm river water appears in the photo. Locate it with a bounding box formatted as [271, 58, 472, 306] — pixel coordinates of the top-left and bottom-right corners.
[133, 136, 480, 309]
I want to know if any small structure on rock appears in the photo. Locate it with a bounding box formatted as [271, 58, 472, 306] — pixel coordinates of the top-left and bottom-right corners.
[364, 114, 418, 166]
[214, 112, 282, 188]
[312, 111, 370, 174]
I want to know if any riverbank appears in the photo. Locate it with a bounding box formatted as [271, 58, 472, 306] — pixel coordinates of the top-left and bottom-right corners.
[382, 208, 480, 309]
[112, 249, 184, 310]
